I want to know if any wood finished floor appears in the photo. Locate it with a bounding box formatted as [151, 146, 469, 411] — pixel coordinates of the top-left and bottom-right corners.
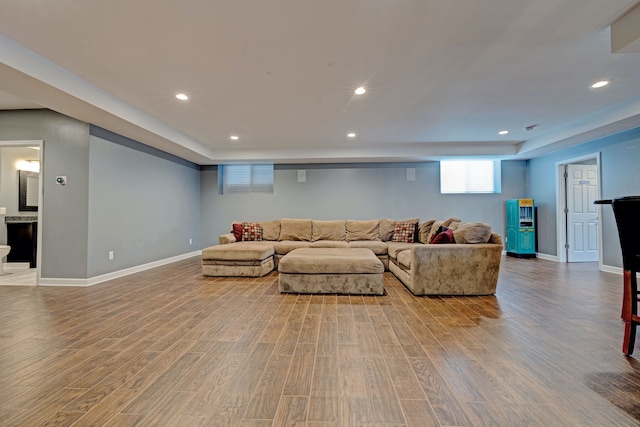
[1, 257, 640, 426]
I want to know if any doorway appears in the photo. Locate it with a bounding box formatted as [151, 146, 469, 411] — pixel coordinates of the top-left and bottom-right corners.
[0, 140, 43, 286]
[555, 153, 601, 264]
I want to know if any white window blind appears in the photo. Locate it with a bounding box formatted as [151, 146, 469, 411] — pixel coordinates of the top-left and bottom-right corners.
[440, 160, 501, 194]
[221, 164, 274, 194]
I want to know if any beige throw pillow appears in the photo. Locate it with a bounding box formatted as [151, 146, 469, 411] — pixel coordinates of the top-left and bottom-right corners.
[312, 220, 346, 241]
[346, 220, 380, 241]
[279, 218, 312, 241]
[260, 220, 281, 241]
[453, 222, 492, 244]
[418, 220, 436, 243]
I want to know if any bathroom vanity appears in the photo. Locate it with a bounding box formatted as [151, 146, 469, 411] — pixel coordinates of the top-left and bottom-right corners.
[6, 216, 37, 268]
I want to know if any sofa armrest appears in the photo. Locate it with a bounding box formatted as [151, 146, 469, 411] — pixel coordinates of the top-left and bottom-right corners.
[219, 233, 237, 245]
[409, 243, 503, 295]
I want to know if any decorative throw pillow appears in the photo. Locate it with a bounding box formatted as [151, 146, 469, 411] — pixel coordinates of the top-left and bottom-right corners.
[453, 222, 492, 244]
[231, 222, 242, 241]
[241, 222, 263, 241]
[430, 227, 455, 244]
[391, 222, 416, 243]
[429, 225, 448, 243]
[418, 219, 437, 243]
[379, 218, 420, 241]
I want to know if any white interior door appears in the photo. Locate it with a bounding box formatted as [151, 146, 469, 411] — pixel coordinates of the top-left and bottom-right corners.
[566, 164, 599, 262]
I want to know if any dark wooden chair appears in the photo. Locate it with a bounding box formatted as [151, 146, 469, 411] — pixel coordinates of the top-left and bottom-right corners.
[610, 196, 640, 356]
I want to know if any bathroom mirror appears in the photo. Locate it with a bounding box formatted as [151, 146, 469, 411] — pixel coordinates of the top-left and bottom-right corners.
[18, 170, 38, 211]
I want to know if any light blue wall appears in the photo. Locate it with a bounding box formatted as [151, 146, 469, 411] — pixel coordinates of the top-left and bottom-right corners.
[87, 128, 201, 277]
[200, 160, 527, 247]
[527, 127, 640, 267]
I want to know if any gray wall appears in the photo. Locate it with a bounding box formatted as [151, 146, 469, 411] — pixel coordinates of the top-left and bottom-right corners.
[0, 110, 202, 281]
[0, 109, 90, 279]
[200, 160, 527, 247]
[87, 130, 201, 276]
[527, 127, 640, 267]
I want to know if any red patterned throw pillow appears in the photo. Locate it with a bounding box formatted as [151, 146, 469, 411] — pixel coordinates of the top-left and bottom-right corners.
[391, 222, 416, 243]
[241, 222, 263, 241]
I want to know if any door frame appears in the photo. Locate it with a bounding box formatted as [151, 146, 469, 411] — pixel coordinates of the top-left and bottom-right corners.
[555, 152, 602, 266]
[0, 140, 43, 285]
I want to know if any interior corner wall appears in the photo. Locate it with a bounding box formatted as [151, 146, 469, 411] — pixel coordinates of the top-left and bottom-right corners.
[0, 109, 90, 279]
[87, 131, 201, 277]
[526, 127, 640, 267]
[200, 160, 527, 247]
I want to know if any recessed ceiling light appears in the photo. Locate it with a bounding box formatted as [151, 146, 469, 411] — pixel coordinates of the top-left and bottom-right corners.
[347, 133, 356, 138]
[591, 80, 609, 89]
[176, 93, 189, 101]
[499, 130, 509, 135]
[230, 135, 239, 141]
[354, 87, 366, 95]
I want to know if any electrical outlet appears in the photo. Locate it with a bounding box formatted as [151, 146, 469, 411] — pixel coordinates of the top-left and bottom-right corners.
[189, 238, 193, 245]
[108, 251, 114, 260]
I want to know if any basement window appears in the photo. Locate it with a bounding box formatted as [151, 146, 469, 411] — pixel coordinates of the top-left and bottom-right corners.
[440, 160, 501, 194]
[220, 164, 274, 194]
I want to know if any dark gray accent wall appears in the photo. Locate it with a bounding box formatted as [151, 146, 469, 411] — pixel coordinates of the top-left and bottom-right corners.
[87, 133, 201, 277]
[527, 127, 640, 267]
[0, 109, 90, 279]
[200, 160, 527, 247]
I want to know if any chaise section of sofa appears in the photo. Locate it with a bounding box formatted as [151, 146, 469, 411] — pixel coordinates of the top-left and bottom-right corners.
[389, 232, 503, 295]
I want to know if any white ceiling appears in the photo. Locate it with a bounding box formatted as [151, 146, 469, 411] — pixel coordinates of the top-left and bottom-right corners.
[1, 0, 640, 165]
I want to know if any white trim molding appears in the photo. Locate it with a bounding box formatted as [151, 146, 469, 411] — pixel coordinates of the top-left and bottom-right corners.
[39, 251, 201, 287]
[536, 253, 558, 262]
[600, 264, 623, 275]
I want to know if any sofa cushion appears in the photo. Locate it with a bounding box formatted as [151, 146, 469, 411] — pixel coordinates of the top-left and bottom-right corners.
[379, 219, 395, 241]
[387, 242, 422, 258]
[310, 240, 349, 248]
[453, 222, 492, 244]
[260, 220, 281, 241]
[241, 222, 263, 241]
[346, 220, 380, 241]
[391, 222, 416, 243]
[312, 220, 346, 241]
[278, 248, 384, 274]
[418, 220, 437, 243]
[396, 249, 412, 269]
[202, 242, 275, 261]
[274, 240, 312, 255]
[279, 218, 312, 241]
[347, 240, 389, 255]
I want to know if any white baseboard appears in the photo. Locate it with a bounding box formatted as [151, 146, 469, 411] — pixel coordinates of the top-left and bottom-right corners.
[536, 253, 558, 262]
[39, 251, 201, 287]
[502, 251, 558, 262]
[600, 264, 623, 275]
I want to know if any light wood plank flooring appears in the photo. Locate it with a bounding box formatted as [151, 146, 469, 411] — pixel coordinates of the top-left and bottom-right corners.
[1, 256, 639, 426]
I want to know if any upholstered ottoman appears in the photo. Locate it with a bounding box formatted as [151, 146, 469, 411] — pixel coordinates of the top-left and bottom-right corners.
[202, 242, 275, 277]
[278, 248, 384, 295]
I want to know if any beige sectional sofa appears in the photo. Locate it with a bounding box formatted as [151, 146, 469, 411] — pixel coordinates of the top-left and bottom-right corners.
[203, 218, 503, 296]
